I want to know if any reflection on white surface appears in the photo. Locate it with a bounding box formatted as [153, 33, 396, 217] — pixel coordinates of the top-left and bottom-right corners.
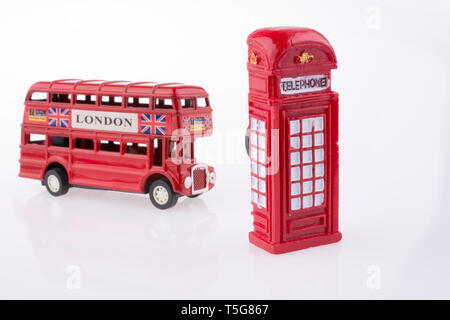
[17, 189, 219, 297]
[5, 166, 347, 299]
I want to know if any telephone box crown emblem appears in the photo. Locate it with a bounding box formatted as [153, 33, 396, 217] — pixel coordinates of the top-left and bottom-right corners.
[298, 51, 314, 64]
[250, 52, 258, 65]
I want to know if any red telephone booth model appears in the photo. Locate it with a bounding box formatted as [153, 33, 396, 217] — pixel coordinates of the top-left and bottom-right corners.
[247, 27, 342, 254]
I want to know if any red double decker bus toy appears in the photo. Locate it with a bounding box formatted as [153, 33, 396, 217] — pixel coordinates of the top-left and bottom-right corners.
[246, 27, 342, 253]
[19, 79, 216, 209]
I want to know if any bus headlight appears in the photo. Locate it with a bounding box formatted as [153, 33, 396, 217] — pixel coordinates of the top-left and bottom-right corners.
[209, 172, 216, 184]
[184, 177, 192, 189]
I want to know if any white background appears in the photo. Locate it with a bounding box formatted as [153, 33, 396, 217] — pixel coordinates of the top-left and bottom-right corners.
[0, 0, 449, 299]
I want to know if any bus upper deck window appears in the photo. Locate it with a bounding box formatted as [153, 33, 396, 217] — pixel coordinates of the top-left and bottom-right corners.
[101, 95, 122, 107]
[76, 94, 96, 105]
[29, 92, 47, 102]
[197, 97, 208, 108]
[51, 93, 72, 104]
[181, 99, 194, 109]
[127, 97, 150, 108]
[154, 98, 173, 109]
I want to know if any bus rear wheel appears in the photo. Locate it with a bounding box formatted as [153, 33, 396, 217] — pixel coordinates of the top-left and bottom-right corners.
[44, 168, 69, 196]
[149, 179, 178, 209]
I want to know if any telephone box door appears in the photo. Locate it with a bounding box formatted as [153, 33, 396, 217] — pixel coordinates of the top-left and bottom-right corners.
[284, 107, 330, 242]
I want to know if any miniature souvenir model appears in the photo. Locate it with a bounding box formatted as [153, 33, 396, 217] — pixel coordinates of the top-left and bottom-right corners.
[19, 80, 215, 209]
[246, 27, 342, 253]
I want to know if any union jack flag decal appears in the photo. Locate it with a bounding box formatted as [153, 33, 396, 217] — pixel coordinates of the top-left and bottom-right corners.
[48, 108, 70, 128]
[204, 115, 212, 131]
[154, 114, 167, 135]
[183, 114, 213, 134]
[140, 114, 168, 135]
[140, 113, 152, 135]
[182, 116, 191, 133]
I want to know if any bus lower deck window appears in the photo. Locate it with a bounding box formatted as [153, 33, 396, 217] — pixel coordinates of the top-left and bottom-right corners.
[75, 138, 94, 150]
[153, 139, 162, 166]
[27, 133, 45, 145]
[183, 143, 192, 160]
[50, 136, 69, 148]
[169, 141, 178, 159]
[126, 142, 147, 155]
[100, 140, 120, 152]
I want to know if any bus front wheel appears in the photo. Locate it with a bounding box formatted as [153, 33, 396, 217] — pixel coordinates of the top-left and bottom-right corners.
[149, 179, 178, 209]
[44, 168, 69, 196]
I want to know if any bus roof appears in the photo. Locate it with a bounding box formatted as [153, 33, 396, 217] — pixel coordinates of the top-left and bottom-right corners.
[29, 79, 208, 98]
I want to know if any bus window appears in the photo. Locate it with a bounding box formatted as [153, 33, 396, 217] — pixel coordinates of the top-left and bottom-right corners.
[51, 93, 72, 104]
[75, 138, 94, 150]
[197, 97, 209, 108]
[76, 94, 96, 105]
[168, 140, 178, 160]
[154, 98, 173, 109]
[181, 99, 194, 109]
[183, 142, 192, 161]
[100, 95, 122, 107]
[27, 133, 45, 145]
[125, 142, 147, 155]
[29, 92, 47, 102]
[50, 136, 69, 148]
[99, 140, 121, 152]
[127, 97, 150, 108]
[153, 139, 162, 166]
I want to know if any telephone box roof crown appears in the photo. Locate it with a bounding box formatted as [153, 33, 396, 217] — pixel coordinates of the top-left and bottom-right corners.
[247, 27, 337, 70]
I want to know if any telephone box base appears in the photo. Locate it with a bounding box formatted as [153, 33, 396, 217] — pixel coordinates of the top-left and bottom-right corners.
[249, 231, 342, 254]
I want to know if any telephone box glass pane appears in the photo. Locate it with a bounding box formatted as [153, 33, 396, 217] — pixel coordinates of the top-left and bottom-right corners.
[303, 150, 312, 163]
[291, 137, 300, 149]
[315, 193, 324, 205]
[258, 164, 266, 178]
[314, 133, 324, 146]
[303, 135, 312, 148]
[303, 181, 313, 194]
[290, 120, 300, 135]
[315, 178, 324, 191]
[291, 152, 300, 165]
[291, 167, 300, 181]
[291, 183, 301, 196]
[303, 195, 313, 208]
[291, 197, 301, 210]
